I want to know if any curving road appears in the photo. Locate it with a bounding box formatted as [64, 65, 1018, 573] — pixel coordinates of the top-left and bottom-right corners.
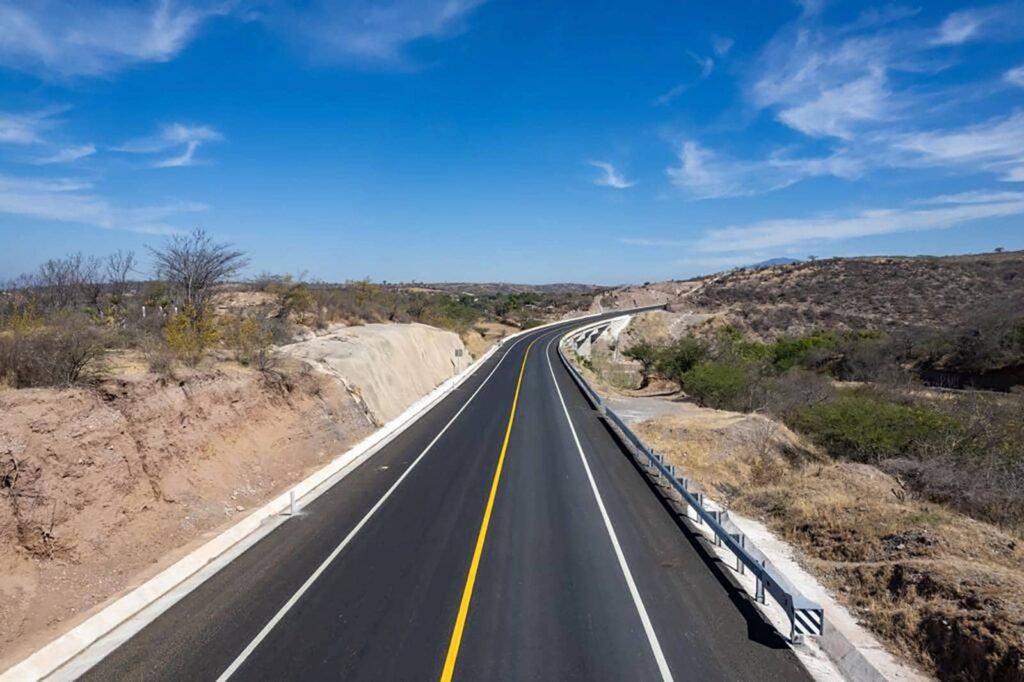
[81, 316, 810, 681]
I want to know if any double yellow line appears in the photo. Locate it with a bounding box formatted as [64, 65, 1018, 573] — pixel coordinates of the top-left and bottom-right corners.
[439, 336, 539, 681]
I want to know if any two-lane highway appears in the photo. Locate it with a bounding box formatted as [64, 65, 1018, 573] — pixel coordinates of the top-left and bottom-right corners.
[81, 315, 810, 681]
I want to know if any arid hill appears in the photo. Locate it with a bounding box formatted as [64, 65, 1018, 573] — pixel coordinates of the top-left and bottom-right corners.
[685, 251, 1024, 339]
[408, 282, 605, 296]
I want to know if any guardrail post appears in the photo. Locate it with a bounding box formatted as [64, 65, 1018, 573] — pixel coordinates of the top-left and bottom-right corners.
[755, 560, 766, 603]
[676, 476, 688, 491]
[693, 491, 704, 524]
[710, 511, 722, 545]
[733, 534, 746, 574]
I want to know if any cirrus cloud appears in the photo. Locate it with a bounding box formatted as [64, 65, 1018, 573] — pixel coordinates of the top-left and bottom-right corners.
[589, 160, 635, 189]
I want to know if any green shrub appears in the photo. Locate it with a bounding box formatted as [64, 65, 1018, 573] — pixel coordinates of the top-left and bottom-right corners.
[624, 339, 658, 373]
[789, 394, 959, 462]
[681, 361, 751, 410]
[769, 332, 839, 372]
[653, 337, 707, 385]
[718, 326, 771, 362]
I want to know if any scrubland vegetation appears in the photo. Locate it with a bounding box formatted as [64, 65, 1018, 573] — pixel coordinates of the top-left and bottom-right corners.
[603, 252, 1024, 680]
[0, 230, 595, 390]
[626, 322, 1024, 528]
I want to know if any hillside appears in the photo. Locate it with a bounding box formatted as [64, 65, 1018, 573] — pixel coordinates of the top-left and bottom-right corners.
[406, 282, 605, 296]
[576, 250, 1024, 680]
[687, 251, 1024, 338]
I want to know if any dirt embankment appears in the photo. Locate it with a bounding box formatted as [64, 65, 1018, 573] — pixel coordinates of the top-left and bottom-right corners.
[628, 406, 1024, 681]
[0, 363, 372, 668]
[0, 321, 478, 670]
[281, 323, 472, 425]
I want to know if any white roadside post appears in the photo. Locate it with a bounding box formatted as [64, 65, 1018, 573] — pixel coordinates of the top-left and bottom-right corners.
[451, 348, 464, 393]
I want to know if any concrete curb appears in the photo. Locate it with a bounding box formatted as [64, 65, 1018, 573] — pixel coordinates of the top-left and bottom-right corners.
[1, 311, 626, 681]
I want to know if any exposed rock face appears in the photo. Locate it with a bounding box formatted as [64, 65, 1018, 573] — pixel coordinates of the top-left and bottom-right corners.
[280, 322, 471, 425]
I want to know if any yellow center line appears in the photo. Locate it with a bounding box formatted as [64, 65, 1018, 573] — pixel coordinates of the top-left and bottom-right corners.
[439, 335, 539, 682]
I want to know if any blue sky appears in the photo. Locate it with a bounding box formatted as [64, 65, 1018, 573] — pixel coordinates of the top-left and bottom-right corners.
[0, 0, 1023, 284]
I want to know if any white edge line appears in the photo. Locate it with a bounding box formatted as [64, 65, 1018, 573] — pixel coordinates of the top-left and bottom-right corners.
[215, 332, 532, 681]
[544, 335, 675, 682]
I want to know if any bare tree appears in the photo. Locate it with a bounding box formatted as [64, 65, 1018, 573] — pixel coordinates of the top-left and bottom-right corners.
[36, 253, 101, 309]
[149, 229, 248, 317]
[105, 250, 136, 303]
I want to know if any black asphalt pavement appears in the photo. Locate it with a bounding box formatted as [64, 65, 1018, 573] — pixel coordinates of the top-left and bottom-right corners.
[82, 315, 811, 682]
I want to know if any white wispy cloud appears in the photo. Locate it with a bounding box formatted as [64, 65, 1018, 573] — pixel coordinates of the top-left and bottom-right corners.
[0, 173, 205, 233]
[932, 8, 985, 45]
[797, 0, 827, 18]
[775, 69, 892, 140]
[0, 1, 490, 78]
[711, 35, 733, 57]
[751, 20, 912, 143]
[618, 191, 1024, 262]
[261, 0, 486, 65]
[673, 4, 1024, 198]
[656, 49, 716, 105]
[0, 109, 61, 145]
[116, 123, 223, 167]
[892, 110, 1024, 181]
[1006, 65, 1024, 87]
[30, 143, 97, 165]
[0, 1, 228, 78]
[589, 161, 635, 189]
[927, 5, 1022, 46]
[666, 140, 862, 199]
[695, 191, 1024, 253]
[689, 51, 714, 79]
[655, 83, 689, 106]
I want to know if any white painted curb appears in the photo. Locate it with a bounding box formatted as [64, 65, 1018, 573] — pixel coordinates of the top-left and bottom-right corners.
[0, 310, 625, 681]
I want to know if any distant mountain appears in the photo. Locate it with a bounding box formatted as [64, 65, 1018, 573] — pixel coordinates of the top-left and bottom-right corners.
[747, 257, 801, 269]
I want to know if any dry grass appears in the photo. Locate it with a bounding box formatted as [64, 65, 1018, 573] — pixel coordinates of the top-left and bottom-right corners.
[637, 411, 1024, 681]
[461, 321, 518, 359]
[689, 252, 1024, 340]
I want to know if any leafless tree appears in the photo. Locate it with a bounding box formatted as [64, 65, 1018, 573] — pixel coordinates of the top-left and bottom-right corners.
[149, 228, 248, 317]
[105, 250, 136, 303]
[36, 253, 101, 309]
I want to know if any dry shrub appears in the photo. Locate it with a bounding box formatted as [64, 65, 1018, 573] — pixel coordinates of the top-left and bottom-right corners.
[164, 305, 219, 367]
[142, 337, 175, 378]
[0, 316, 106, 387]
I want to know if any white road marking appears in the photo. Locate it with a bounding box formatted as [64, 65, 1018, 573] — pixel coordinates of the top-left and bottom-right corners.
[216, 332, 533, 681]
[544, 336, 675, 682]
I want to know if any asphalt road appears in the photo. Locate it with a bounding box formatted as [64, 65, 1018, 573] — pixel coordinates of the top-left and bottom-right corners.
[82, 316, 811, 682]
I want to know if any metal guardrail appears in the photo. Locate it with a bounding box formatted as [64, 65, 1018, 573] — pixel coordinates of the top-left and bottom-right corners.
[558, 319, 825, 642]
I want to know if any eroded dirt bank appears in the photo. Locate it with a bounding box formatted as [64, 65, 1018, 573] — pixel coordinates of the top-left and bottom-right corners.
[0, 364, 372, 667]
[0, 322, 476, 670]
